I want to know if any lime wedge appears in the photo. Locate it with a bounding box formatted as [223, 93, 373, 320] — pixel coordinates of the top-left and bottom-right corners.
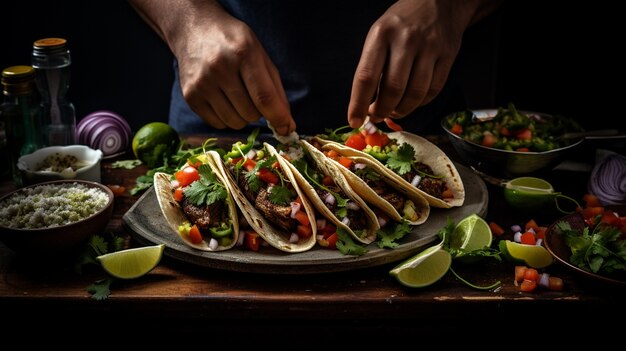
[499, 240, 553, 268]
[450, 214, 493, 251]
[389, 245, 451, 288]
[97, 244, 165, 279]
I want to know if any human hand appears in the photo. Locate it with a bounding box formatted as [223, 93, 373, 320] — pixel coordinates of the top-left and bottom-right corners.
[174, 13, 296, 135]
[347, 0, 475, 128]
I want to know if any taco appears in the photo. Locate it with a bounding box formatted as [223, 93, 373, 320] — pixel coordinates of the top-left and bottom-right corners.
[316, 146, 431, 226]
[153, 151, 239, 251]
[215, 142, 317, 253]
[275, 139, 381, 245]
[314, 127, 465, 208]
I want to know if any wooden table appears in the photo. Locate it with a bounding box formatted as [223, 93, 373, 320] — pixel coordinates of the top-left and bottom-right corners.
[1, 134, 624, 339]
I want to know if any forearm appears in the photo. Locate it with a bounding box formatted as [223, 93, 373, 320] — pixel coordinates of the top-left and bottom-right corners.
[128, 0, 229, 56]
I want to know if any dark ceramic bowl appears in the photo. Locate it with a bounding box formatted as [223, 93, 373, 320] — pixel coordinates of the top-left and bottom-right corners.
[0, 180, 114, 256]
[441, 110, 584, 177]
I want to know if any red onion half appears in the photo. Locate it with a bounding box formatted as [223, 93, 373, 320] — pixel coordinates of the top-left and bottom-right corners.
[588, 152, 626, 205]
[77, 110, 132, 158]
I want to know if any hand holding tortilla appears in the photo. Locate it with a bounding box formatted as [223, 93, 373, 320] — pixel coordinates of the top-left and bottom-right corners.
[315, 123, 465, 208]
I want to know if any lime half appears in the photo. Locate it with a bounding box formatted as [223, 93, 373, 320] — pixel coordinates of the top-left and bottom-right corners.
[450, 214, 493, 251]
[389, 245, 451, 288]
[97, 244, 165, 279]
[503, 177, 556, 211]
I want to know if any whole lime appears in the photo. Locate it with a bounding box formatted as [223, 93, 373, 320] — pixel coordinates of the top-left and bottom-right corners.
[132, 122, 180, 168]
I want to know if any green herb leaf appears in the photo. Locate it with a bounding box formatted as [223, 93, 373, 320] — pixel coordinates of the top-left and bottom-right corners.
[87, 278, 113, 301]
[336, 227, 368, 256]
[184, 164, 227, 206]
[269, 185, 293, 205]
[377, 221, 412, 249]
[111, 159, 142, 169]
[386, 143, 414, 175]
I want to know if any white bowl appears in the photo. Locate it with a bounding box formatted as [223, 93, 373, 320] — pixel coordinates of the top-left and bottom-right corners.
[17, 145, 103, 185]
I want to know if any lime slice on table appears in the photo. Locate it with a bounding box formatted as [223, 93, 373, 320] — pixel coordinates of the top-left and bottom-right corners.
[499, 240, 553, 269]
[389, 244, 452, 288]
[503, 177, 556, 211]
[450, 213, 493, 252]
[97, 244, 165, 279]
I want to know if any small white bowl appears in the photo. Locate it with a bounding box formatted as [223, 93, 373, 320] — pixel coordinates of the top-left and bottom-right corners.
[17, 145, 103, 185]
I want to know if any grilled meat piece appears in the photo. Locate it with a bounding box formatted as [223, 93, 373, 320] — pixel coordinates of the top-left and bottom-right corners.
[418, 177, 445, 199]
[182, 197, 226, 230]
[362, 177, 405, 212]
[254, 187, 296, 232]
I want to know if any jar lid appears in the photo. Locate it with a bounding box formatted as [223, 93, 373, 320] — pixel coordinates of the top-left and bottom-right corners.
[1, 65, 35, 95]
[33, 37, 67, 49]
[33, 38, 69, 58]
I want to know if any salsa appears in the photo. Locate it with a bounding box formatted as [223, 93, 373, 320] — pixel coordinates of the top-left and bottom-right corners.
[443, 103, 584, 152]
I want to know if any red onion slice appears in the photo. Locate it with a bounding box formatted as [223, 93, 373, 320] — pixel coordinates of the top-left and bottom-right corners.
[76, 110, 132, 157]
[588, 152, 626, 205]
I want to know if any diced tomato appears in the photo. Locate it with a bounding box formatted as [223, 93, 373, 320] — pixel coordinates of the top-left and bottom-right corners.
[243, 158, 256, 171]
[384, 117, 403, 132]
[296, 224, 313, 238]
[499, 127, 511, 136]
[325, 232, 338, 249]
[582, 206, 604, 222]
[481, 133, 497, 148]
[294, 210, 310, 226]
[535, 227, 547, 240]
[514, 266, 528, 283]
[450, 123, 463, 135]
[441, 188, 454, 199]
[173, 187, 184, 202]
[516, 128, 533, 140]
[365, 132, 389, 148]
[325, 150, 339, 159]
[525, 219, 539, 231]
[230, 156, 243, 164]
[520, 279, 537, 292]
[523, 268, 539, 281]
[520, 232, 536, 245]
[489, 221, 505, 236]
[322, 223, 337, 236]
[107, 184, 126, 197]
[600, 210, 623, 228]
[337, 157, 353, 169]
[516, 147, 530, 152]
[322, 175, 334, 186]
[257, 168, 279, 184]
[188, 225, 203, 244]
[345, 133, 367, 150]
[246, 231, 261, 251]
[271, 160, 281, 169]
[175, 166, 200, 187]
[187, 159, 202, 168]
[293, 196, 303, 205]
[583, 193, 603, 208]
[548, 277, 564, 291]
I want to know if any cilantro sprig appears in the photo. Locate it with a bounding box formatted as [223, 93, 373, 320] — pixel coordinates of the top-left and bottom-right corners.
[385, 143, 443, 179]
[558, 221, 626, 274]
[184, 164, 228, 206]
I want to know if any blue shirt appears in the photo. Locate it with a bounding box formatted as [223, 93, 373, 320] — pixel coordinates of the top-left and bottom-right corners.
[169, 0, 464, 135]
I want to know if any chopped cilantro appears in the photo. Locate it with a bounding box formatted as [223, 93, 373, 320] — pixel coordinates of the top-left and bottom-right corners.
[269, 185, 294, 205]
[336, 227, 368, 256]
[87, 278, 113, 301]
[559, 221, 626, 274]
[184, 164, 228, 206]
[386, 143, 414, 175]
[377, 221, 412, 249]
[111, 159, 142, 169]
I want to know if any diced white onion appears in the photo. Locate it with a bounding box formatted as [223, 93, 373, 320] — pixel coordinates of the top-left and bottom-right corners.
[353, 163, 367, 170]
[411, 175, 422, 187]
[290, 233, 299, 243]
[316, 218, 327, 230]
[316, 234, 324, 241]
[341, 217, 350, 226]
[290, 201, 301, 218]
[363, 121, 377, 135]
[346, 201, 360, 211]
[513, 231, 522, 243]
[171, 180, 180, 188]
[245, 149, 256, 160]
[511, 224, 521, 233]
[209, 238, 219, 250]
[527, 227, 536, 234]
[236, 231, 245, 246]
[324, 193, 335, 205]
[538, 273, 550, 288]
[535, 238, 543, 246]
[378, 216, 387, 227]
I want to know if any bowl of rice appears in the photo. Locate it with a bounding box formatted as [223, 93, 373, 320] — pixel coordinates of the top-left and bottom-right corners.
[0, 180, 114, 256]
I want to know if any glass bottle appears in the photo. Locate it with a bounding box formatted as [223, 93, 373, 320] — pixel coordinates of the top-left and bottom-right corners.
[32, 37, 76, 146]
[0, 65, 42, 186]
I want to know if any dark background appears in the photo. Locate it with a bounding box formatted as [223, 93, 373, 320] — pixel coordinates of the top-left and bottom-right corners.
[2, 1, 621, 133]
